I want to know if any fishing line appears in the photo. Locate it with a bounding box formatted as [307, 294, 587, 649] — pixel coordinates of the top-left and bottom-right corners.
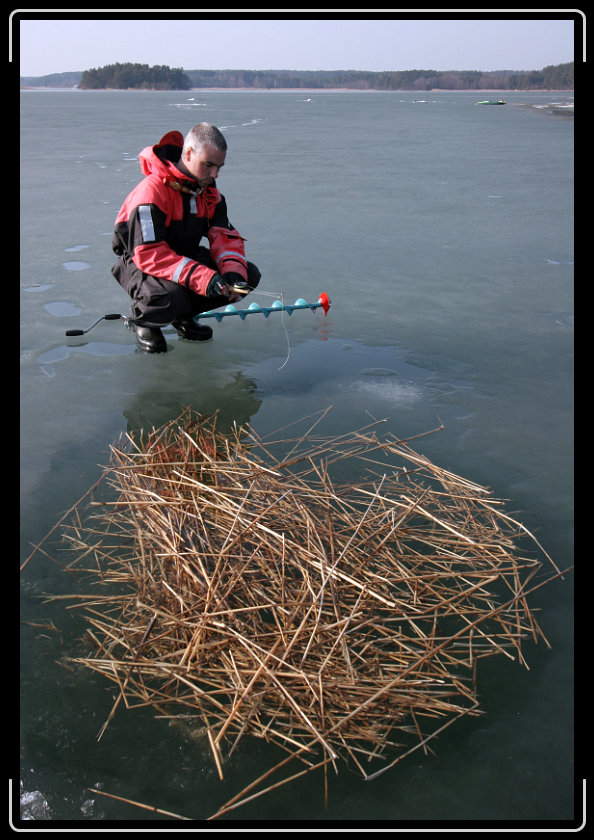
[276, 294, 292, 372]
[245, 288, 292, 371]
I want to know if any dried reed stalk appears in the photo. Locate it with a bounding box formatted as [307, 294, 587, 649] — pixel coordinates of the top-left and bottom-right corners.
[50, 407, 561, 819]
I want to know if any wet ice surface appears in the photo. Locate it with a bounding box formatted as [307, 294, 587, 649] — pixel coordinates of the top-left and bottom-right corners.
[36, 341, 136, 369]
[19, 88, 574, 824]
[43, 301, 82, 317]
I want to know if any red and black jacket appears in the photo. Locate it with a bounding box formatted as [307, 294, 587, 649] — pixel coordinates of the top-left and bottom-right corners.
[112, 131, 248, 295]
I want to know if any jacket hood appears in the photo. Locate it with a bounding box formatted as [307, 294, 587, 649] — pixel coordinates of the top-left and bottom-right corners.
[139, 130, 186, 180]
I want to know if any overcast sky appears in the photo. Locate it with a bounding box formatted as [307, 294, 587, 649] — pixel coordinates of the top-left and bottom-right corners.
[15, 14, 579, 78]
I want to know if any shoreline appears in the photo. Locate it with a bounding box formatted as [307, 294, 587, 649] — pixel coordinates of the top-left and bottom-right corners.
[20, 85, 574, 94]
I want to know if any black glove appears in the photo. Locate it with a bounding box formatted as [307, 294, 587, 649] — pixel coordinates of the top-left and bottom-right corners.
[206, 273, 229, 298]
[222, 272, 249, 291]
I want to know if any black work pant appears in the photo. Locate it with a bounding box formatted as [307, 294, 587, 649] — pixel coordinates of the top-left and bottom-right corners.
[112, 247, 261, 327]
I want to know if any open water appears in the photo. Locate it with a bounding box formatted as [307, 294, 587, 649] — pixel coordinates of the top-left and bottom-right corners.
[19, 88, 575, 827]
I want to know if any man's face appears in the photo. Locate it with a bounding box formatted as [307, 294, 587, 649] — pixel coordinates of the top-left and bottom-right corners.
[182, 143, 226, 187]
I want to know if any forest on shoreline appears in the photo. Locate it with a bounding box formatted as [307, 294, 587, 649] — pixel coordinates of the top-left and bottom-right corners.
[21, 61, 574, 91]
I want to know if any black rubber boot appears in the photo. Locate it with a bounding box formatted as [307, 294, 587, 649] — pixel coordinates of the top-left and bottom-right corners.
[134, 324, 167, 353]
[172, 318, 213, 342]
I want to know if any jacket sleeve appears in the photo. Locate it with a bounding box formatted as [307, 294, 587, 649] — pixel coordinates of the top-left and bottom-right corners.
[207, 194, 249, 282]
[112, 179, 217, 295]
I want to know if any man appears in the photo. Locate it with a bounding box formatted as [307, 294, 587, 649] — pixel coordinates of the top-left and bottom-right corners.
[111, 123, 261, 352]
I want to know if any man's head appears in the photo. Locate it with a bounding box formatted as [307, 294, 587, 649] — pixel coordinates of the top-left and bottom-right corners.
[180, 123, 227, 187]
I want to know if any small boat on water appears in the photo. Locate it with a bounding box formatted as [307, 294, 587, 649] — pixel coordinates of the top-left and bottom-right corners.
[475, 99, 506, 105]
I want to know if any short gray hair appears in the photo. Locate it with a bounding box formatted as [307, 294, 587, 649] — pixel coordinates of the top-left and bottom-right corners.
[183, 123, 227, 154]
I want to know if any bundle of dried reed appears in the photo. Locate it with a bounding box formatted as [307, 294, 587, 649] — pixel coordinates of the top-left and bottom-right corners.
[54, 408, 561, 819]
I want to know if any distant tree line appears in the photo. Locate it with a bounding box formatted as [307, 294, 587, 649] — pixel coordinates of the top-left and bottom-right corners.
[20, 70, 82, 88]
[184, 63, 573, 91]
[79, 63, 191, 90]
[21, 62, 573, 91]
